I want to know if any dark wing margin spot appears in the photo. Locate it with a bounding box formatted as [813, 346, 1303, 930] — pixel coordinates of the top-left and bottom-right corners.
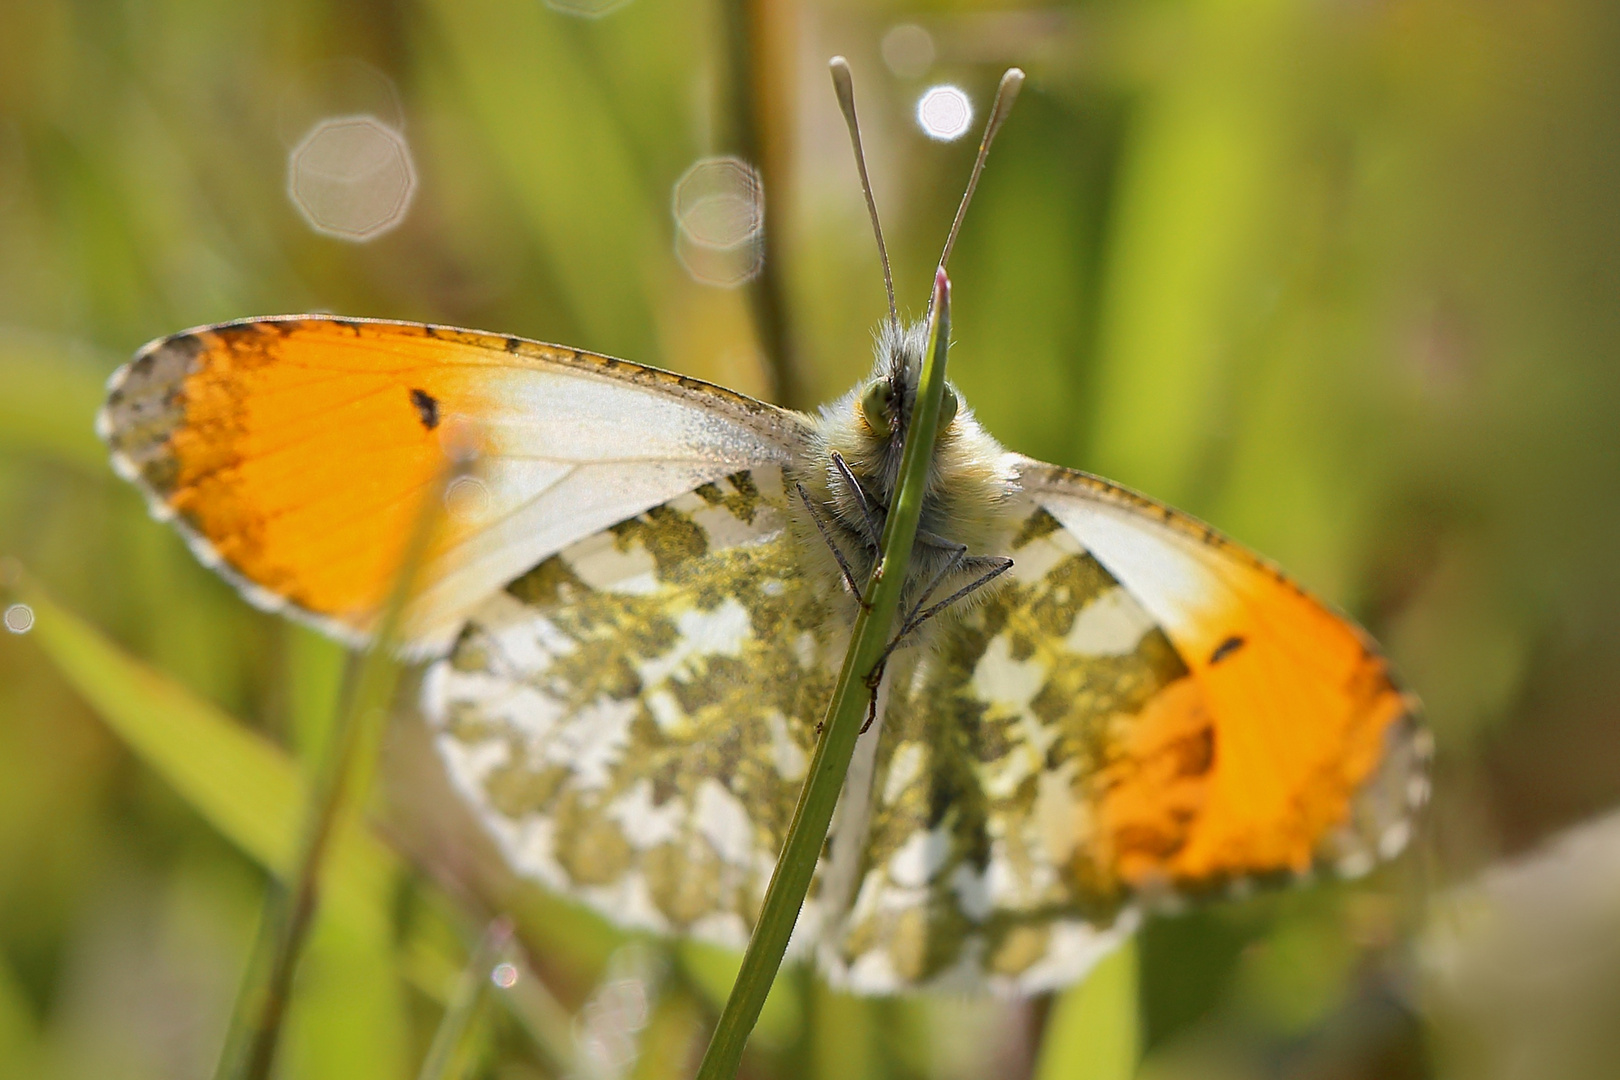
[409, 388, 440, 430]
[1209, 635, 1246, 664]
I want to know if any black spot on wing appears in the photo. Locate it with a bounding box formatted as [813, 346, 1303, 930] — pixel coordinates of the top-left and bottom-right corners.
[409, 387, 440, 430]
[1209, 635, 1245, 664]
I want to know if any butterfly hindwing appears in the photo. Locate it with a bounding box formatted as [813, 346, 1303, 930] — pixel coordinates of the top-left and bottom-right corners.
[825, 478, 1425, 994]
[97, 317, 805, 653]
[424, 467, 840, 950]
[825, 504, 1180, 993]
[1020, 460, 1428, 887]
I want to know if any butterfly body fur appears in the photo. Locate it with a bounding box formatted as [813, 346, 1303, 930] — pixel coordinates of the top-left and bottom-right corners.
[789, 317, 1020, 635]
[99, 314, 1427, 996]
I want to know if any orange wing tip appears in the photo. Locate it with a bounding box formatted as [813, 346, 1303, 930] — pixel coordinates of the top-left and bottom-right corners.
[180, 520, 374, 649]
[1324, 698, 1429, 881]
[100, 342, 377, 653]
[159, 496, 372, 647]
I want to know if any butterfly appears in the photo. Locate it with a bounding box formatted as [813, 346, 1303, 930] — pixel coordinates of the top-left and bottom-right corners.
[96, 62, 1426, 997]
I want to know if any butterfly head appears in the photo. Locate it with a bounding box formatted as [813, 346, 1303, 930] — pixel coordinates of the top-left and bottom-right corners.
[857, 319, 959, 447]
[790, 61, 1026, 619]
[803, 317, 1016, 612]
[814, 58, 1028, 535]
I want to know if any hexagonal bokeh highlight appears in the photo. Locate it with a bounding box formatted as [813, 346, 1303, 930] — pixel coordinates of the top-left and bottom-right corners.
[287, 114, 416, 241]
[671, 156, 765, 288]
[4, 603, 34, 634]
[916, 85, 974, 142]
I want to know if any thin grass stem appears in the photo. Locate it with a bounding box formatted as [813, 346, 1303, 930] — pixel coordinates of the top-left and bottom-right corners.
[416, 918, 514, 1080]
[214, 461, 459, 1080]
[692, 269, 955, 1080]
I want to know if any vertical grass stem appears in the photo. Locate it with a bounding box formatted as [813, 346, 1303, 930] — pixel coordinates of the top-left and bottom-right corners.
[693, 269, 954, 1080]
[415, 918, 515, 1080]
[214, 460, 461, 1080]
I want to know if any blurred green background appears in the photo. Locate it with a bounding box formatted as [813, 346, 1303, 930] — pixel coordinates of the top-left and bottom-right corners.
[4, 0, 1620, 1078]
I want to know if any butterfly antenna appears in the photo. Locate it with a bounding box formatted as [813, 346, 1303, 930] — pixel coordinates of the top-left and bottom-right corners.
[829, 56, 899, 332]
[937, 68, 1026, 274]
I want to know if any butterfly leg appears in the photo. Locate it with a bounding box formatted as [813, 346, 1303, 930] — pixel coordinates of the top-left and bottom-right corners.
[796, 481, 867, 603]
[907, 535, 972, 614]
[829, 451, 886, 548]
[861, 657, 890, 734]
[871, 555, 1015, 674]
[902, 556, 1014, 639]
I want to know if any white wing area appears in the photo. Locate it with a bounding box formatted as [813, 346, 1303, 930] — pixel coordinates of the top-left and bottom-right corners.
[1029, 483, 1220, 652]
[99, 317, 809, 657]
[411, 365, 800, 653]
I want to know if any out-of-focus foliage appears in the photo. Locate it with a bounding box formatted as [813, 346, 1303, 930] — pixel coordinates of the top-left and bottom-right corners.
[2, 0, 1619, 1078]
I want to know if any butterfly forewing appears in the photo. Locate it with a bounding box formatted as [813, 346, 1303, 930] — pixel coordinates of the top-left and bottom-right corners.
[424, 467, 842, 951]
[98, 317, 804, 654]
[1022, 461, 1427, 888]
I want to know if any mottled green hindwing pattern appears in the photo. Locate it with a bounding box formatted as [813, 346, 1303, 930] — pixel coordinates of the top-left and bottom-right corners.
[424, 467, 841, 950]
[822, 504, 1188, 994]
[427, 489, 1198, 993]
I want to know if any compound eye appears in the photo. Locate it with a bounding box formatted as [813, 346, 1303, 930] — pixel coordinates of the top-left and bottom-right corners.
[860, 380, 895, 435]
[938, 386, 959, 432]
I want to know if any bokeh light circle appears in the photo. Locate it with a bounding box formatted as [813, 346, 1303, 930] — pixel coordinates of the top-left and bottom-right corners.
[882, 24, 936, 78]
[916, 85, 973, 141]
[4, 603, 34, 634]
[671, 156, 765, 287]
[287, 114, 417, 241]
[444, 476, 491, 522]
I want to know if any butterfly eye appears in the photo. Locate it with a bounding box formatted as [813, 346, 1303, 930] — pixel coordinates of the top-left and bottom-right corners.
[938, 386, 959, 432]
[860, 381, 895, 435]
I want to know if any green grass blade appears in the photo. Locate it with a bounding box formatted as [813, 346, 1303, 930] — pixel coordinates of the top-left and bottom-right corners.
[0, 330, 110, 473]
[679, 941, 802, 1049]
[693, 268, 956, 1080]
[216, 461, 454, 1080]
[422, 0, 661, 361]
[15, 562, 581, 1072]
[14, 574, 397, 923]
[0, 954, 44, 1079]
[485, 947, 575, 1077]
[1033, 939, 1140, 1080]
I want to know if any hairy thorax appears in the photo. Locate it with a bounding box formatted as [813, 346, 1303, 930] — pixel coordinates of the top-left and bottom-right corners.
[786, 320, 1022, 636]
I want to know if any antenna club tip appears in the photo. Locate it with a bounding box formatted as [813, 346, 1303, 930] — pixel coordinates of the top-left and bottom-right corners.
[829, 56, 854, 98]
[1004, 67, 1026, 84]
